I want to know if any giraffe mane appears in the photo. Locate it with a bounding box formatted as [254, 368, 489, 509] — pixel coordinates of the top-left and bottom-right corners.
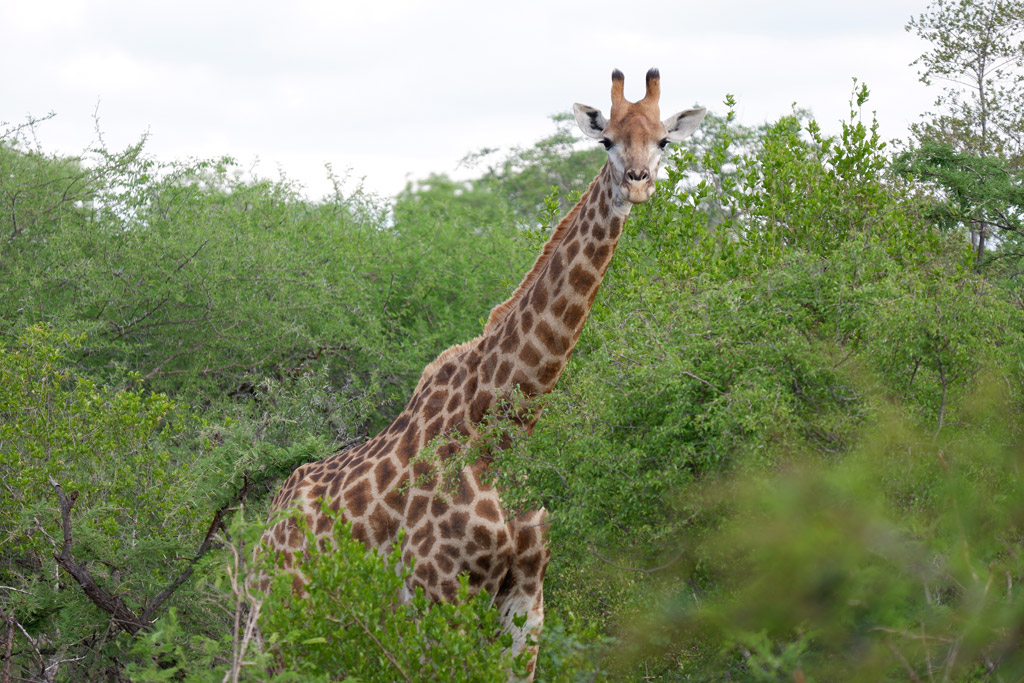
[413, 336, 483, 395]
[483, 168, 604, 335]
[411, 165, 604, 397]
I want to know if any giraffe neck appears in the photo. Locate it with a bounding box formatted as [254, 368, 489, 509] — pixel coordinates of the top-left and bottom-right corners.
[479, 163, 630, 398]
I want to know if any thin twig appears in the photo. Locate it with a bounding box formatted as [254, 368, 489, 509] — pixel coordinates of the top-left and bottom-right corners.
[328, 610, 411, 682]
[882, 635, 922, 683]
[587, 542, 687, 576]
[681, 370, 721, 393]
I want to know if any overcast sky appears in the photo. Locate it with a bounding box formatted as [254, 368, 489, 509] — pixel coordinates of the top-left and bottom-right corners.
[2, 0, 937, 199]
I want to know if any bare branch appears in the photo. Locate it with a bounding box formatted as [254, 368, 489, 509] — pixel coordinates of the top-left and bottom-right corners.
[48, 476, 252, 638]
[140, 476, 251, 623]
[49, 478, 146, 636]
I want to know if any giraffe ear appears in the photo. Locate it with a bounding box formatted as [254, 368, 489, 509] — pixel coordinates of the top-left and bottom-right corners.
[573, 103, 608, 140]
[663, 107, 707, 142]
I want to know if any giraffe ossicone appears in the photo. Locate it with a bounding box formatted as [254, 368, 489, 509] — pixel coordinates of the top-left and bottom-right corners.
[260, 68, 706, 680]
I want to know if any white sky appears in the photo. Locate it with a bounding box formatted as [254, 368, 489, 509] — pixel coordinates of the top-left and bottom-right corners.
[1, 0, 937, 200]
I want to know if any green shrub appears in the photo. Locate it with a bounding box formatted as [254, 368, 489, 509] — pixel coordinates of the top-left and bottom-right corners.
[129, 506, 611, 682]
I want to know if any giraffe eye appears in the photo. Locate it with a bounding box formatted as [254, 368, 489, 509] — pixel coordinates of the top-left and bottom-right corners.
[658, 138, 670, 150]
[600, 138, 614, 150]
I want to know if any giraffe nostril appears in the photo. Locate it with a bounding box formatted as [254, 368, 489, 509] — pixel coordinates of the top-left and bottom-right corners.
[626, 169, 650, 182]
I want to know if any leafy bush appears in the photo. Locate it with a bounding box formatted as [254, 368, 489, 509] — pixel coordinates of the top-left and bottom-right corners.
[129, 507, 609, 682]
[0, 326, 338, 681]
[0, 124, 531, 413]
[260, 507, 520, 682]
[613, 373, 1024, 681]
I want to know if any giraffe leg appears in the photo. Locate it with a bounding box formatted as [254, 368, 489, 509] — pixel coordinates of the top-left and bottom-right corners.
[496, 508, 550, 682]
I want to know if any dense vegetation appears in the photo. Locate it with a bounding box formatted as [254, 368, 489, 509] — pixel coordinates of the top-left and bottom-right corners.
[3, 2, 1024, 680]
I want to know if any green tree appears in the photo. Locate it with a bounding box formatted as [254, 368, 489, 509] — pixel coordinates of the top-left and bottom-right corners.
[894, 140, 1024, 267]
[906, 0, 1024, 260]
[0, 325, 202, 681]
[907, 0, 1024, 160]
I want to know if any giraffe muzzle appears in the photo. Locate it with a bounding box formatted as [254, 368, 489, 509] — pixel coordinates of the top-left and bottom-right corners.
[624, 177, 655, 204]
[622, 167, 655, 203]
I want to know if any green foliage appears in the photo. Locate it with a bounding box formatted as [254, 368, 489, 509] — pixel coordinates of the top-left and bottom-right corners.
[0, 325, 207, 680]
[126, 509, 611, 683]
[0, 325, 344, 681]
[614, 375, 1024, 681]
[129, 508, 521, 683]
[0, 122, 529, 415]
[894, 140, 1024, 264]
[616, 86, 929, 292]
[0, 325, 178, 543]
[489, 84, 1024, 680]
[0, 115, 96, 246]
[262, 508, 522, 682]
[905, 0, 1024, 266]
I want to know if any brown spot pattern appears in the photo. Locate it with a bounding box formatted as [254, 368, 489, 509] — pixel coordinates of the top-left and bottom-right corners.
[344, 481, 371, 517]
[569, 264, 597, 295]
[473, 525, 493, 549]
[407, 495, 429, 526]
[609, 216, 622, 238]
[476, 499, 501, 523]
[469, 391, 490, 423]
[564, 303, 585, 330]
[521, 309, 534, 333]
[535, 320, 566, 355]
[375, 458, 397, 491]
[430, 496, 449, 518]
[351, 522, 369, 545]
[538, 361, 562, 387]
[495, 360, 512, 386]
[481, 354, 497, 384]
[549, 252, 564, 279]
[383, 476, 408, 512]
[530, 283, 548, 311]
[519, 342, 541, 367]
[500, 330, 519, 353]
[368, 504, 395, 544]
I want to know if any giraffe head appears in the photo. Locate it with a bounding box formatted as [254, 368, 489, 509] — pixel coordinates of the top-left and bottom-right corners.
[573, 68, 706, 204]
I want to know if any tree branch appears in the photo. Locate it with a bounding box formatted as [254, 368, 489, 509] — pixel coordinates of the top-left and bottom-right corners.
[327, 610, 411, 682]
[49, 478, 146, 636]
[140, 476, 251, 624]
[587, 541, 688, 576]
[48, 476, 251, 637]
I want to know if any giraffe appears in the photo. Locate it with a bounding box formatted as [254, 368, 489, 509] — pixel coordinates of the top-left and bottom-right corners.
[261, 68, 706, 679]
